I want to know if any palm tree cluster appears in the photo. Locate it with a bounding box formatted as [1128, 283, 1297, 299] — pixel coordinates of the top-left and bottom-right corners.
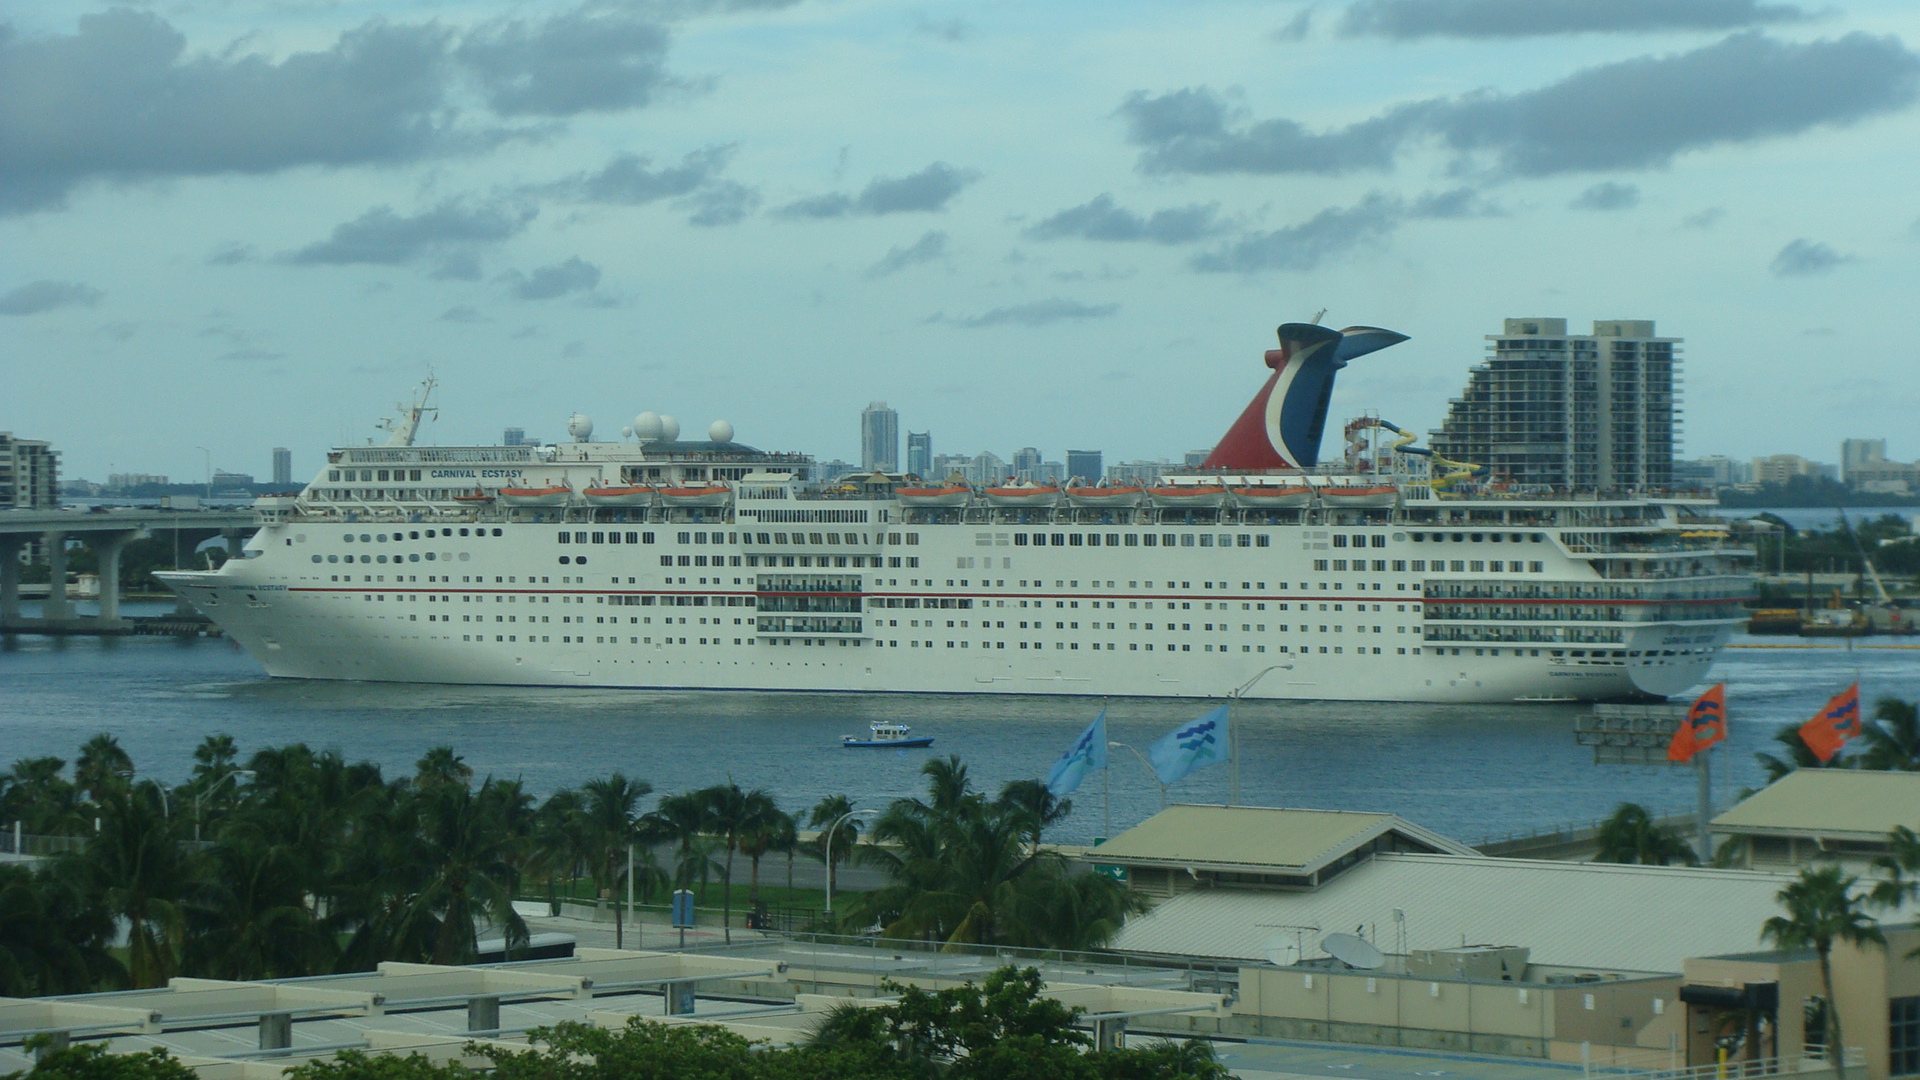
[843, 757, 1144, 950]
[1756, 695, 1920, 782]
[1592, 803, 1698, 866]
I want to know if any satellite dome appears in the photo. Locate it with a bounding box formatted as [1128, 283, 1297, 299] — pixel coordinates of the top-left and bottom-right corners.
[708, 420, 735, 443]
[620, 425, 634, 439]
[659, 415, 681, 442]
[632, 412, 664, 441]
[567, 413, 594, 441]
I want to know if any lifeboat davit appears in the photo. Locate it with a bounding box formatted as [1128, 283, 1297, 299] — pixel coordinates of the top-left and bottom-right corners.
[896, 485, 971, 508]
[1065, 484, 1144, 508]
[498, 484, 572, 507]
[984, 483, 1060, 508]
[1232, 484, 1314, 508]
[1319, 484, 1399, 508]
[659, 484, 732, 507]
[582, 484, 655, 507]
[1150, 484, 1229, 508]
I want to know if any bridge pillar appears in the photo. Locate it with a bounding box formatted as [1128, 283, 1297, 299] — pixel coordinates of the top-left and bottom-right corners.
[91, 530, 140, 623]
[42, 531, 70, 621]
[0, 535, 21, 626]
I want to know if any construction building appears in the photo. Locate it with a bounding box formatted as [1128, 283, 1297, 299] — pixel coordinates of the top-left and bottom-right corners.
[1430, 319, 1678, 492]
[0, 433, 58, 509]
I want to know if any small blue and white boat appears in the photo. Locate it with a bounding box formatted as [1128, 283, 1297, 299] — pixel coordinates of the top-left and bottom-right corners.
[842, 721, 934, 749]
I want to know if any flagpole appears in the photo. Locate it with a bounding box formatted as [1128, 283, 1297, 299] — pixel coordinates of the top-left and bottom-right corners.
[1228, 665, 1292, 808]
[1695, 748, 1713, 864]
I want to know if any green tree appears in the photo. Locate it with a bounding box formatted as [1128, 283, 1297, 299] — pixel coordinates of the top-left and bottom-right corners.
[74, 734, 133, 803]
[60, 782, 194, 987]
[184, 825, 336, 980]
[2, 1041, 199, 1080]
[696, 783, 780, 943]
[1593, 803, 1698, 866]
[1857, 698, 1920, 771]
[582, 774, 652, 949]
[532, 789, 589, 913]
[414, 746, 474, 790]
[807, 795, 864, 903]
[413, 778, 534, 965]
[739, 803, 797, 910]
[1, 757, 83, 836]
[1761, 866, 1886, 1080]
[0, 864, 121, 995]
[995, 779, 1073, 855]
[1756, 724, 1852, 784]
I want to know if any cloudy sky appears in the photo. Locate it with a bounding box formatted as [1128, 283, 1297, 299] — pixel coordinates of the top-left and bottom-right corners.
[7, 0, 1920, 483]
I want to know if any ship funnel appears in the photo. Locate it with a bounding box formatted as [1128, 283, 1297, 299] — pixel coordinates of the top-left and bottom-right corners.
[1201, 322, 1408, 470]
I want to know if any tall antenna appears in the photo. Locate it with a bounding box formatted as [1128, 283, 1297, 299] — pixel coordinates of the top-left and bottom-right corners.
[377, 374, 439, 448]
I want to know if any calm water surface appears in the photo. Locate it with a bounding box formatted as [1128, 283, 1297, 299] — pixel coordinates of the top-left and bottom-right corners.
[3, 607, 1916, 843]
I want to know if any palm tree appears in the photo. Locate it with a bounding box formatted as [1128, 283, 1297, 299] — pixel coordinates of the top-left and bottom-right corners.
[1, 757, 83, 836]
[411, 778, 533, 965]
[62, 781, 193, 987]
[0, 863, 121, 994]
[1593, 803, 1698, 866]
[995, 779, 1072, 855]
[183, 826, 334, 979]
[696, 783, 779, 943]
[74, 734, 133, 803]
[1762, 865, 1885, 1080]
[532, 789, 588, 914]
[581, 774, 652, 949]
[415, 746, 474, 789]
[1858, 698, 1920, 771]
[1756, 724, 1851, 784]
[738, 804, 796, 910]
[807, 795, 864, 902]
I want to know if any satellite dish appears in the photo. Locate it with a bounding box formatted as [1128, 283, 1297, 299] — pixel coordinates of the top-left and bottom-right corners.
[1261, 933, 1301, 968]
[1321, 933, 1385, 970]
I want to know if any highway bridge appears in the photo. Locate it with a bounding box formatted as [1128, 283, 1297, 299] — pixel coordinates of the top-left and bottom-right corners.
[0, 508, 257, 632]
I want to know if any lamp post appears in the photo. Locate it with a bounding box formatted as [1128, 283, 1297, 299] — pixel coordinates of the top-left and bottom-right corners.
[116, 770, 168, 819]
[1228, 665, 1292, 806]
[194, 768, 255, 842]
[822, 808, 879, 925]
[1106, 741, 1168, 821]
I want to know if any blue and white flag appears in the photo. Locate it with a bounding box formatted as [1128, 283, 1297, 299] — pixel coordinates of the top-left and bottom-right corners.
[1147, 705, 1230, 786]
[1045, 710, 1109, 797]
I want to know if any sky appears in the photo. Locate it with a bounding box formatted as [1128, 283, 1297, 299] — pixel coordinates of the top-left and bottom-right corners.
[7, 0, 1920, 484]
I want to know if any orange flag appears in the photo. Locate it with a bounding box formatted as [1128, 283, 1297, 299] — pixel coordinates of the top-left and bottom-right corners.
[1799, 683, 1863, 762]
[1668, 683, 1728, 764]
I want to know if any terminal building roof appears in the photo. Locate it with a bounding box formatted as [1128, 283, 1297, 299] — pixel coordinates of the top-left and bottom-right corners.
[1107, 852, 1920, 975]
[1710, 768, 1920, 843]
[1087, 805, 1475, 882]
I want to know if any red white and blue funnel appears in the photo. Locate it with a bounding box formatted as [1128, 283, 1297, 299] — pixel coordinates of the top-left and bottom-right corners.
[1201, 322, 1409, 471]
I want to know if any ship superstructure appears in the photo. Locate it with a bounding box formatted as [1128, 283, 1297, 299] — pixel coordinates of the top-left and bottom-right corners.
[158, 322, 1750, 703]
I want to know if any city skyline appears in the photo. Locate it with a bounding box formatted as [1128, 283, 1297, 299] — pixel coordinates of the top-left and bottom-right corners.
[6, 1, 1920, 480]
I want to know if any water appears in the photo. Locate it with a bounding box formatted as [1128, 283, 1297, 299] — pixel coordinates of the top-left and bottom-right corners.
[3, 606, 1917, 844]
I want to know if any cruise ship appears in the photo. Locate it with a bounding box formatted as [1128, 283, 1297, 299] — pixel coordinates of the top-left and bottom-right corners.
[158, 321, 1750, 702]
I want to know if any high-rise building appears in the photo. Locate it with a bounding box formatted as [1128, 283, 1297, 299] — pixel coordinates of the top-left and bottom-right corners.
[1431, 318, 1678, 491]
[906, 432, 932, 478]
[1107, 460, 1168, 484]
[0, 433, 58, 509]
[1065, 450, 1102, 484]
[1842, 439, 1887, 481]
[1751, 454, 1821, 485]
[1012, 447, 1043, 481]
[970, 451, 1009, 485]
[861, 402, 899, 472]
[272, 447, 292, 485]
[503, 427, 526, 447]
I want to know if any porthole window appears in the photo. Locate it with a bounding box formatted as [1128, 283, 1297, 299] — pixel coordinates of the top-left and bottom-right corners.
[409, 553, 421, 562]
[361, 534, 371, 542]
[559, 556, 572, 564]
[576, 556, 588, 565]
[377, 555, 388, 563]
[459, 552, 471, 562]
[344, 534, 355, 544]
[311, 555, 322, 563]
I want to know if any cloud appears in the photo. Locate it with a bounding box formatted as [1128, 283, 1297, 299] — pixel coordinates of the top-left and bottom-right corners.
[1339, 0, 1808, 39]
[1570, 181, 1640, 210]
[1770, 238, 1855, 276]
[287, 201, 535, 265]
[0, 280, 103, 315]
[455, 10, 676, 117]
[1683, 207, 1727, 228]
[682, 181, 761, 226]
[867, 231, 949, 277]
[775, 162, 980, 219]
[0, 7, 684, 215]
[429, 252, 484, 281]
[914, 15, 971, 42]
[439, 306, 488, 323]
[1190, 193, 1402, 273]
[206, 243, 255, 266]
[948, 298, 1119, 328]
[1121, 33, 1920, 180]
[541, 146, 733, 204]
[504, 256, 601, 300]
[1274, 9, 1315, 41]
[1408, 186, 1504, 217]
[1024, 194, 1227, 244]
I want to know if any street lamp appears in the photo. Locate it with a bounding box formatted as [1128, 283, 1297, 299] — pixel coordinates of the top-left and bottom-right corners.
[115, 769, 168, 819]
[194, 769, 255, 842]
[822, 808, 879, 924]
[1228, 664, 1293, 806]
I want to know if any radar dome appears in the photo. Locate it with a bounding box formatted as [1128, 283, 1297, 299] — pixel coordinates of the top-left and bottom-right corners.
[632, 412, 664, 441]
[659, 415, 681, 442]
[567, 413, 594, 441]
[620, 425, 634, 439]
[708, 420, 735, 443]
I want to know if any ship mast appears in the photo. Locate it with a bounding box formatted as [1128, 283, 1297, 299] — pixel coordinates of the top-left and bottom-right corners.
[378, 375, 439, 447]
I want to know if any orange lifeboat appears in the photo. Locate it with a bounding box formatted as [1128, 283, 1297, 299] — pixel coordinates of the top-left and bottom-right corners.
[1065, 484, 1144, 508]
[582, 484, 655, 507]
[658, 484, 732, 507]
[896, 485, 971, 508]
[1232, 484, 1313, 508]
[1318, 484, 1398, 508]
[1149, 484, 1229, 508]
[498, 484, 572, 507]
[984, 483, 1061, 508]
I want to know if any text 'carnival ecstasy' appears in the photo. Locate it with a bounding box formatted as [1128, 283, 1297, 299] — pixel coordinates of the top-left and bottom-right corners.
[158, 321, 1751, 703]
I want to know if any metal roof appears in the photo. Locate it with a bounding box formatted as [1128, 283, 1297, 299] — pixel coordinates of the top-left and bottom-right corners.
[1711, 769, 1920, 842]
[1088, 805, 1477, 876]
[1111, 853, 1920, 974]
